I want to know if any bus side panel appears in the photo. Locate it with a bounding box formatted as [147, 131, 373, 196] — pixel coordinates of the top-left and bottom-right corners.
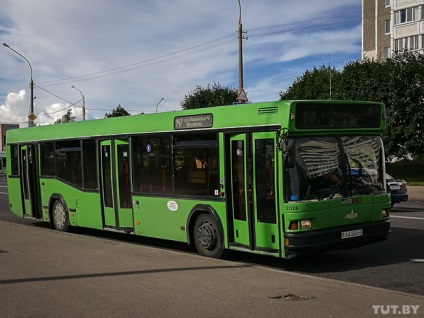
[7, 176, 24, 218]
[75, 192, 103, 229]
[40, 178, 103, 230]
[132, 196, 227, 244]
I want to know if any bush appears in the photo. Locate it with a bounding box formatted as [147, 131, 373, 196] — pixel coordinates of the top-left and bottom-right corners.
[386, 160, 424, 184]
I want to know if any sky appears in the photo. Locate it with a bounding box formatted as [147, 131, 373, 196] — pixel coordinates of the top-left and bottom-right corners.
[0, 0, 361, 126]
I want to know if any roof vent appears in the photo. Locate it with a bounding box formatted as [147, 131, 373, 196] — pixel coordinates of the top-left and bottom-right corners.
[258, 106, 278, 115]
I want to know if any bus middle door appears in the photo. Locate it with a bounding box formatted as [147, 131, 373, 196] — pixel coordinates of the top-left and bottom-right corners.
[100, 140, 133, 232]
[228, 133, 280, 255]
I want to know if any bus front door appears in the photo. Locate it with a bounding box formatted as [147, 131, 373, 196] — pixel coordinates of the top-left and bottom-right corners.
[20, 145, 41, 219]
[100, 140, 133, 231]
[228, 133, 280, 255]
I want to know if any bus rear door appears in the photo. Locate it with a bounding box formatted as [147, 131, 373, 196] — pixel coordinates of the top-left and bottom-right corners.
[100, 140, 133, 232]
[228, 132, 280, 255]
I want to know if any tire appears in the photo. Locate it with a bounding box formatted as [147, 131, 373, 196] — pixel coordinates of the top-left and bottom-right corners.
[193, 213, 223, 258]
[52, 199, 70, 232]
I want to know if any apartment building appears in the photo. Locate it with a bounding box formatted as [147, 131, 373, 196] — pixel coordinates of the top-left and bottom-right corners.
[362, 0, 424, 60]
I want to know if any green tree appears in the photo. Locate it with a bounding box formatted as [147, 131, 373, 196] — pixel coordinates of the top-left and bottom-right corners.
[384, 52, 424, 159]
[181, 82, 238, 110]
[280, 65, 340, 100]
[105, 104, 130, 118]
[54, 109, 76, 124]
[334, 58, 388, 102]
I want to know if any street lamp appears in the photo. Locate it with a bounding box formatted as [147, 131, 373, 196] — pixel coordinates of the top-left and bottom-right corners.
[3, 43, 35, 127]
[236, 0, 248, 103]
[71, 85, 86, 121]
[156, 97, 164, 113]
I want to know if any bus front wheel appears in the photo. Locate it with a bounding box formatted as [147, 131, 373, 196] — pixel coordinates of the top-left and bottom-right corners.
[193, 213, 223, 258]
[52, 199, 70, 232]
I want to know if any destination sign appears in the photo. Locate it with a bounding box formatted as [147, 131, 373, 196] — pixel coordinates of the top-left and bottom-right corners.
[295, 103, 381, 129]
[174, 114, 213, 130]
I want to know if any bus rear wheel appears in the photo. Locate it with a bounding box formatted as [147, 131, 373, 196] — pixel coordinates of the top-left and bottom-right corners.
[52, 199, 70, 232]
[193, 214, 223, 258]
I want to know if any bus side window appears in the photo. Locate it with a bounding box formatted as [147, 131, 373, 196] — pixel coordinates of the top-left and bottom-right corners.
[132, 135, 171, 195]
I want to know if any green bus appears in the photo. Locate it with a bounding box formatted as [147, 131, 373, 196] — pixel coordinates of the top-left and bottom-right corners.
[6, 100, 391, 259]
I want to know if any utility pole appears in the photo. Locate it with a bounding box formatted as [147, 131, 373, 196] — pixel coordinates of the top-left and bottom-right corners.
[236, 0, 248, 103]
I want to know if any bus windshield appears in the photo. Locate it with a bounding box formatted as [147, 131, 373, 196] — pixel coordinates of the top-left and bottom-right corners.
[285, 135, 385, 201]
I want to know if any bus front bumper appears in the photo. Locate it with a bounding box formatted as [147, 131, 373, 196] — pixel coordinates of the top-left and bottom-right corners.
[284, 219, 391, 259]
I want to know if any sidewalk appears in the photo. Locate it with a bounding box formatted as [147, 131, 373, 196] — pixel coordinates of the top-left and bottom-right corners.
[0, 221, 423, 318]
[408, 186, 424, 201]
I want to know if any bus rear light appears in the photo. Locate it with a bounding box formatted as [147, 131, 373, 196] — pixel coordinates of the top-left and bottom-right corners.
[284, 238, 290, 246]
[380, 209, 389, 218]
[289, 221, 298, 230]
[300, 220, 312, 229]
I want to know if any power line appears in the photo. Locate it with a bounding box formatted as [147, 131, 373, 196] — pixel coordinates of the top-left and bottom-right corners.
[249, 10, 361, 34]
[38, 34, 236, 86]
[249, 17, 360, 39]
[248, 10, 361, 39]
[35, 84, 83, 115]
[35, 84, 81, 107]
[38, 10, 363, 88]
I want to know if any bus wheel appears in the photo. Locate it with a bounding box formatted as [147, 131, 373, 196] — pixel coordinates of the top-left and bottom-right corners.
[193, 213, 223, 258]
[52, 200, 70, 232]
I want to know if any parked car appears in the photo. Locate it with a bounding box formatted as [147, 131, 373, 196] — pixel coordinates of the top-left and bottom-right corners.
[386, 174, 408, 207]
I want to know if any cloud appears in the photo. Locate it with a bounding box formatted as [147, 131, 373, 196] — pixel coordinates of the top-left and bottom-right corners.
[0, 90, 28, 126]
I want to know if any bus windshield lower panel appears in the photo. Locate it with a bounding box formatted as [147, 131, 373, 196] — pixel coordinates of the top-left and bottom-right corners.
[285, 136, 385, 201]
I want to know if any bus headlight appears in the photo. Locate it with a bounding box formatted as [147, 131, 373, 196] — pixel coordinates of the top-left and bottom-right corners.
[300, 220, 312, 229]
[380, 209, 389, 218]
[289, 219, 312, 230]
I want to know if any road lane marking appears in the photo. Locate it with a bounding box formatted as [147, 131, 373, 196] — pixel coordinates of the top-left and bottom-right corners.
[391, 215, 424, 221]
[410, 259, 424, 263]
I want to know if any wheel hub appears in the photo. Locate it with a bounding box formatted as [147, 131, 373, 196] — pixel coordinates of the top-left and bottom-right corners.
[197, 222, 216, 250]
[54, 205, 66, 227]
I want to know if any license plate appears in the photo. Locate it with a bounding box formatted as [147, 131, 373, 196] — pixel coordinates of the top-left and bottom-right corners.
[341, 229, 363, 239]
[390, 185, 400, 190]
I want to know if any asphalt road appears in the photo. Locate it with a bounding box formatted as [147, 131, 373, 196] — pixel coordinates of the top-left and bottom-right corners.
[3, 219, 423, 318]
[1, 174, 423, 296]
